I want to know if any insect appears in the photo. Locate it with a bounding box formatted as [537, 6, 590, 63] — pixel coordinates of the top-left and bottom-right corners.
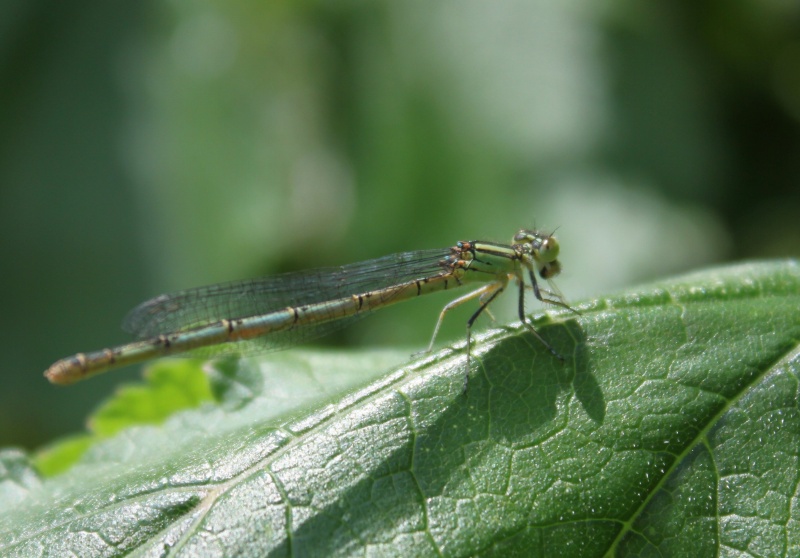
[45, 229, 572, 385]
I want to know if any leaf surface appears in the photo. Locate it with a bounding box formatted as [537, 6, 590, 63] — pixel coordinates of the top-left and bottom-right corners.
[2, 260, 798, 557]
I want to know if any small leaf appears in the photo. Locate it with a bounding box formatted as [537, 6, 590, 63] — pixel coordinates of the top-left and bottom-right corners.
[34, 360, 213, 475]
[33, 435, 93, 477]
[2, 260, 798, 557]
[88, 359, 214, 436]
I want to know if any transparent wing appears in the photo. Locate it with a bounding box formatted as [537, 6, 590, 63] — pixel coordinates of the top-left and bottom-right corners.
[122, 249, 451, 351]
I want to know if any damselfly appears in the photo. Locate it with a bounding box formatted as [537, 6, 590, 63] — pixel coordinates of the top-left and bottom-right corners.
[45, 229, 573, 385]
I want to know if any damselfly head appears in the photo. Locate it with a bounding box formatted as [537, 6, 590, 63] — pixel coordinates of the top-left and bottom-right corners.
[513, 229, 560, 263]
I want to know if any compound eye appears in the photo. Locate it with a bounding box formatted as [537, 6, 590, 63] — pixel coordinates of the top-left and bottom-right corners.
[539, 260, 562, 279]
[535, 236, 560, 263]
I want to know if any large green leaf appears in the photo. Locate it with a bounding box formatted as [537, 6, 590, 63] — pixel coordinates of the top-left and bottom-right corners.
[2, 260, 798, 557]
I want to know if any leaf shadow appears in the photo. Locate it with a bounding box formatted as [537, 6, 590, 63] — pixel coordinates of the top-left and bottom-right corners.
[270, 318, 604, 555]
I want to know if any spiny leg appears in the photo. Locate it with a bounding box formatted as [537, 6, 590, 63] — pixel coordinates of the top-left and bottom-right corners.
[523, 283, 579, 316]
[518, 273, 565, 361]
[421, 281, 505, 354]
[417, 280, 506, 393]
[524, 284, 562, 302]
[461, 284, 505, 393]
[526, 267, 580, 315]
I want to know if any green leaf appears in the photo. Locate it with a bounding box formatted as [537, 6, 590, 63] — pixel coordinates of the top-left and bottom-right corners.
[33, 360, 215, 476]
[2, 260, 799, 557]
[33, 435, 93, 478]
[89, 359, 215, 437]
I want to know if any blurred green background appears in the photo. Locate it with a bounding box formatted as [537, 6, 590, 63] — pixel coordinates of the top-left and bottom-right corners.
[1, 1, 798, 450]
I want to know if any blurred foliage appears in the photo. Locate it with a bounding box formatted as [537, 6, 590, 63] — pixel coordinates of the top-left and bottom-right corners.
[1, 0, 798, 449]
